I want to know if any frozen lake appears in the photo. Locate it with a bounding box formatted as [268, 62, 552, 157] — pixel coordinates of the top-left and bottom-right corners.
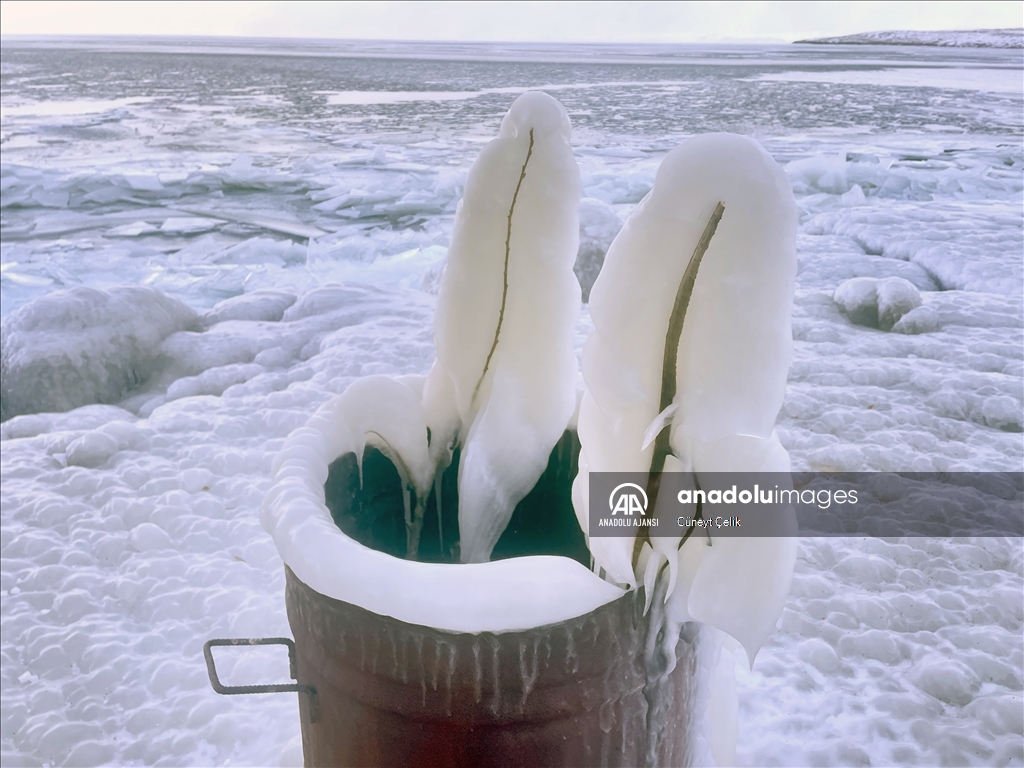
[1, 36, 1022, 766]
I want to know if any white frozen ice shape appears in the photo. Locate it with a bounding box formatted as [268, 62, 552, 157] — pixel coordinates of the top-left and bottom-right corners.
[876, 276, 923, 330]
[833, 276, 880, 327]
[833, 275, 923, 331]
[891, 304, 940, 334]
[422, 92, 581, 563]
[199, 290, 297, 327]
[304, 375, 433, 503]
[575, 133, 798, 661]
[0, 286, 196, 421]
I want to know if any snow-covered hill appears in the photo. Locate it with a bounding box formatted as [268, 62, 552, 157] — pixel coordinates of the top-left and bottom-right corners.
[797, 28, 1023, 49]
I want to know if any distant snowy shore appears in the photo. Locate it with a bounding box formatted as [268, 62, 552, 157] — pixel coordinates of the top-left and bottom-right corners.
[796, 28, 1023, 49]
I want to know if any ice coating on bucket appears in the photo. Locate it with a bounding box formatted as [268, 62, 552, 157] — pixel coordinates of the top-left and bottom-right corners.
[262, 383, 623, 634]
[574, 133, 798, 662]
[423, 91, 581, 563]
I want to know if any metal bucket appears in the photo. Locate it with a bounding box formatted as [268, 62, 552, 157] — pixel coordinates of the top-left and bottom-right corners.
[207, 432, 700, 767]
[285, 566, 698, 768]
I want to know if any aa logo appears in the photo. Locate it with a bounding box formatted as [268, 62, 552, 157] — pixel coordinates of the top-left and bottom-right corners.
[609, 483, 648, 516]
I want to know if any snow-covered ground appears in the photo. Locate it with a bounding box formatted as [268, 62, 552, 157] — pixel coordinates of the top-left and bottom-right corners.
[797, 29, 1023, 49]
[1, 37, 1022, 767]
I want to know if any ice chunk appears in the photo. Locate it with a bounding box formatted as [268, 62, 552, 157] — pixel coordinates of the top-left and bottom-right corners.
[129, 522, 173, 552]
[833, 276, 880, 327]
[208, 237, 307, 266]
[0, 286, 196, 421]
[909, 658, 980, 707]
[786, 152, 851, 196]
[106, 221, 159, 237]
[419, 254, 447, 295]
[199, 290, 296, 327]
[65, 431, 120, 468]
[876, 276, 923, 330]
[160, 216, 221, 235]
[891, 305, 940, 334]
[833, 276, 923, 331]
[422, 92, 581, 562]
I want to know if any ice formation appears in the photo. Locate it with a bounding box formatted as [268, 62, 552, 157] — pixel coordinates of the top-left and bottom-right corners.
[834, 275, 923, 331]
[0, 286, 196, 421]
[575, 133, 799, 665]
[422, 91, 581, 563]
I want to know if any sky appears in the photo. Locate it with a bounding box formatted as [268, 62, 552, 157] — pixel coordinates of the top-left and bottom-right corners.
[1, 1, 1021, 43]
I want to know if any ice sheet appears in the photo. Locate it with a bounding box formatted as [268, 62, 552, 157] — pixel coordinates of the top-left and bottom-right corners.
[751, 67, 1023, 93]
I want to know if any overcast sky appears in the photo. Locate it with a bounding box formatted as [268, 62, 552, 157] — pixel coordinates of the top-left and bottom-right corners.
[1, 1, 1021, 43]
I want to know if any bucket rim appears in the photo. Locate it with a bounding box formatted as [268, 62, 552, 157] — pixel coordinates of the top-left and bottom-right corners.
[262, 395, 625, 634]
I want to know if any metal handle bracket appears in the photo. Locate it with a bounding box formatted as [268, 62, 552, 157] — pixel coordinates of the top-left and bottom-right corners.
[203, 637, 318, 722]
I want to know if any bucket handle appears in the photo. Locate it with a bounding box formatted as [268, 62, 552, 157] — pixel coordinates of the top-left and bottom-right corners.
[203, 637, 318, 723]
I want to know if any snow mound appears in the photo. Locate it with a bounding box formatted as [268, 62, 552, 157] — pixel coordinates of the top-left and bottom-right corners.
[833, 276, 924, 331]
[133, 282, 431, 415]
[0, 286, 196, 421]
[199, 289, 297, 327]
[796, 28, 1023, 49]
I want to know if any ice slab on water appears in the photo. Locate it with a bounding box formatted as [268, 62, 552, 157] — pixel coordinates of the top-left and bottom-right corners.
[423, 92, 582, 563]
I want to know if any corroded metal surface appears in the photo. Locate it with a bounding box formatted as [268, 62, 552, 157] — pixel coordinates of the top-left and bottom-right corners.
[286, 566, 699, 768]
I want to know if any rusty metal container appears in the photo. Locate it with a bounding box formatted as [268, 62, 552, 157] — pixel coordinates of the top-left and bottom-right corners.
[282, 432, 700, 767]
[286, 565, 699, 768]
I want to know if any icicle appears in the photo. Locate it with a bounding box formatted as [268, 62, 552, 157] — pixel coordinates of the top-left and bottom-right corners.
[641, 402, 679, 451]
[434, 472, 444, 553]
[642, 548, 665, 616]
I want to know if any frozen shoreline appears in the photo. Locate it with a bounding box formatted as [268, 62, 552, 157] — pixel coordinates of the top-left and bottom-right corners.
[2, 38, 1022, 768]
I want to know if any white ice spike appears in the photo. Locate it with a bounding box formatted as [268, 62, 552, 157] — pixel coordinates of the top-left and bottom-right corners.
[422, 92, 581, 563]
[575, 133, 798, 663]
